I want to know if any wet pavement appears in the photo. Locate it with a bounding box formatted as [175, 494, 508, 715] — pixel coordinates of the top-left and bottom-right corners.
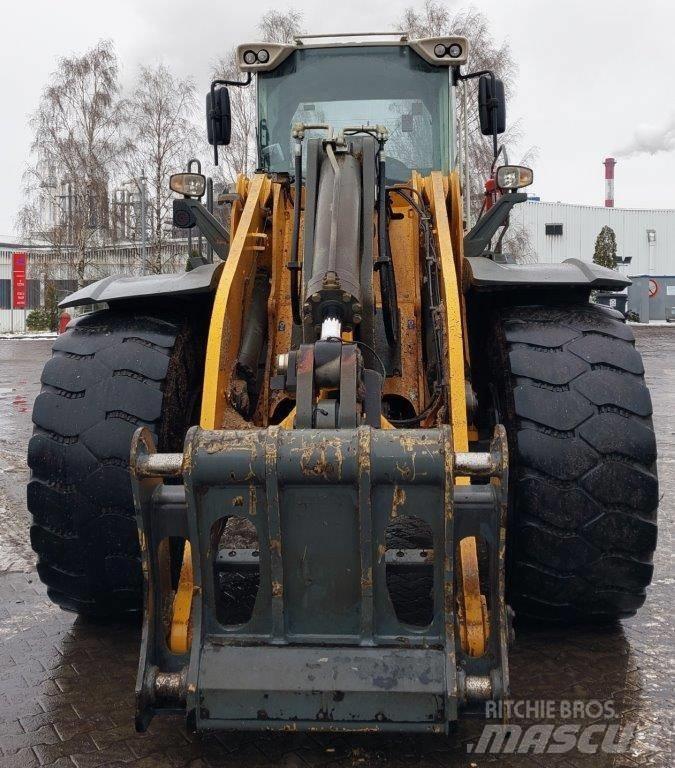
[0, 329, 673, 767]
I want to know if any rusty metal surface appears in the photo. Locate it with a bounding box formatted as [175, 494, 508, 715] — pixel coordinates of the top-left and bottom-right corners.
[131, 424, 506, 731]
[381, 195, 426, 413]
[0, 329, 673, 765]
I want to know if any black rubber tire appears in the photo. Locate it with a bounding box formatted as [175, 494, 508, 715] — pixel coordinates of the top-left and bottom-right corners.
[385, 517, 434, 626]
[489, 303, 658, 622]
[28, 308, 205, 617]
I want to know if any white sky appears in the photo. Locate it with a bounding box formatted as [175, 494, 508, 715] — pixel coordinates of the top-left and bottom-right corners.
[0, 0, 671, 239]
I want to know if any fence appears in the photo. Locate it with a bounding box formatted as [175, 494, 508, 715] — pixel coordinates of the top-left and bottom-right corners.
[0, 240, 189, 332]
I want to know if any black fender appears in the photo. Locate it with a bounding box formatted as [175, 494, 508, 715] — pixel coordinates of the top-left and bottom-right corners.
[59, 262, 224, 309]
[466, 256, 630, 292]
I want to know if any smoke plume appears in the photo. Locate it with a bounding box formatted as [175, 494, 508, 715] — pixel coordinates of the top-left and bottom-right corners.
[614, 115, 675, 158]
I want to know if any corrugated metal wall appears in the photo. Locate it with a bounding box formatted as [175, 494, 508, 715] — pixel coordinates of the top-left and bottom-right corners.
[0, 242, 189, 332]
[511, 201, 675, 276]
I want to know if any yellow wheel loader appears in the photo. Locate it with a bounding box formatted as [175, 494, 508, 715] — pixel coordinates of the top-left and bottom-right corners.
[28, 32, 658, 734]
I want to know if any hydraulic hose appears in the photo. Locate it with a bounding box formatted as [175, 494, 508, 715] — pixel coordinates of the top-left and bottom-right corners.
[376, 147, 400, 348]
[289, 140, 303, 325]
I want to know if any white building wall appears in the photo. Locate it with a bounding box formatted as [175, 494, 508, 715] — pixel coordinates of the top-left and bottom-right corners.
[0, 242, 190, 333]
[511, 201, 675, 277]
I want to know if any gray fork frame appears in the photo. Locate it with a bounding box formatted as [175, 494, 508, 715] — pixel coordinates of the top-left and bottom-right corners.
[131, 425, 509, 734]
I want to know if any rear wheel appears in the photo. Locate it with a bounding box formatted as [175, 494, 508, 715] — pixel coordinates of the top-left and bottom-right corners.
[489, 303, 658, 622]
[28, 308, 206, 617]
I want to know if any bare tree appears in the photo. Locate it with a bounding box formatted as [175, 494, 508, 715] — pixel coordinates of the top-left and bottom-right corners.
[258, 8, 304, 44]
[20, 40, 124, 286]
[207, 9, 304, 186]
[399, 1, 537, 252]
[124, 63, 197, 273]
[209, 51, 258, 186]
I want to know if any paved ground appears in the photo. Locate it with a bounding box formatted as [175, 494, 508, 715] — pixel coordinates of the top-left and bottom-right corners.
[0, 329, 673, 767]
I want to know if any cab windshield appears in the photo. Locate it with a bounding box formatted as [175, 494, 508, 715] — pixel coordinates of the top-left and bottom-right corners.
[257, 45, 451, 181]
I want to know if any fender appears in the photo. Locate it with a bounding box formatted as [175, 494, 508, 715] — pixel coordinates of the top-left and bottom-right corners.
[59, 262, 223, 308]
[466, 256, 630, 292]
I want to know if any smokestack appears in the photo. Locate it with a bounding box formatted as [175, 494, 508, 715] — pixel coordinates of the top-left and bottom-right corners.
[604, 157, 616, 207]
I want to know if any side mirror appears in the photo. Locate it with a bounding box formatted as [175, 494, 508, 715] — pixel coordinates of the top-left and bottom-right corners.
[206, 86, 231, 147]
[478, 75, 506, 136]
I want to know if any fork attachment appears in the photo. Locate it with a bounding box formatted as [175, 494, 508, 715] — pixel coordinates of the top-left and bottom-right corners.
[131, 424, 508, 734]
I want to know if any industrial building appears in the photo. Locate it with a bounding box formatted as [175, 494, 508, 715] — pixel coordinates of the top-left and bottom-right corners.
[511, 200, 675, 322]
[0, 241, 189, 332]
[511, 166, 675, 322]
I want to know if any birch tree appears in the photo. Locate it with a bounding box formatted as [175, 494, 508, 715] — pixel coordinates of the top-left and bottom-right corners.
[125, 64, 197, 273]
[209, 9, 304, 185]
[400, 2, 535, 259]
[21, 40, 124, 286]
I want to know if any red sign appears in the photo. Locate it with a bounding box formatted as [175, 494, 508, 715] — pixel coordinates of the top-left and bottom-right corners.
[648, 279, 659, 298]
[12, 251, 27, 309]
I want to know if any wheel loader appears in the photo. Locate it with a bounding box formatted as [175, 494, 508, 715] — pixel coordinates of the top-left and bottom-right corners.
[28, 32, 658, 734]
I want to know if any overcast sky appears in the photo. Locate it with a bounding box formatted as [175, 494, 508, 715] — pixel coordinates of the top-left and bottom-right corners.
[0, 0, 670, 240]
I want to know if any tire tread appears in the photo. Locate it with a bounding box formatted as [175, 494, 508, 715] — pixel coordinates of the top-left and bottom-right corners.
[28, 309, 203, 616]
[491, 303, 658, 622]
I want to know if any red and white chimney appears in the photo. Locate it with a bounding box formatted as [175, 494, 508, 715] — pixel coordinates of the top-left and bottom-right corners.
[603, 157, 616, 207]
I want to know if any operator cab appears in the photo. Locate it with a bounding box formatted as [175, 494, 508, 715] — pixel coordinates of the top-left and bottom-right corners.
[241, 36, 468, 182]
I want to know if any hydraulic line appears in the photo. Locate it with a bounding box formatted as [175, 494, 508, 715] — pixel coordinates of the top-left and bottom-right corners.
[289, 140, 303, 325]
[387, 186, 448, 414]
[376, 145, 400, 348]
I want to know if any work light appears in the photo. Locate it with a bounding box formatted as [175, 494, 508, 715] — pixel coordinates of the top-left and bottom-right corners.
[496, 165, 534, 190]
[169, 172, 206, 198]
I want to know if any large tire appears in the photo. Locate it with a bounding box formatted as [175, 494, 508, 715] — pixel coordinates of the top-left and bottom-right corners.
[28, 308, 206, 616]
[385, 517, 434, 626]
[490, 303, 658, 622]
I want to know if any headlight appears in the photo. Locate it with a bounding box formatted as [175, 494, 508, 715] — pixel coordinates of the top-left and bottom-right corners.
[243, 49, 257, 65]
[496, 165, 534, 191]
[434, 43, 447, 58]
[448, 43, 463, 58]
[170, 172, 206, 198]
[257, 48, 270, 64]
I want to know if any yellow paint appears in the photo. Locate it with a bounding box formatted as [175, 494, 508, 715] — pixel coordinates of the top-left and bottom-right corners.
[169, 541, 193, 654]
[256, 182, 294, 427]
[201, 174, 272, 429]
[381, 186, 426, 412]
[422, 172, 469, 461]
[458, 537, 487, 657]
[448, 172, 465, 280]
[279, 407, 296, 429]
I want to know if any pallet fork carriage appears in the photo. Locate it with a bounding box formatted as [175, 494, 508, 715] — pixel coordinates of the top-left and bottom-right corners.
[28, 30, 657, 738]
[132, 425, 509, 732]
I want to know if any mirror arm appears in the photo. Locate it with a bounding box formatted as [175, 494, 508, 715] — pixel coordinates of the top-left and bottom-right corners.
[463, 191, 526, 258]
[456, 68, 499, 159]
[173, 198, 229, 261]
[209, 73, 252, 165]
[491, 144, 508, 176]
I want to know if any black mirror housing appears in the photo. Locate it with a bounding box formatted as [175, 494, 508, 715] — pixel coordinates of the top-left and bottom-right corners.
[206, 86, 231, 147]
[478, 75, 506, 136]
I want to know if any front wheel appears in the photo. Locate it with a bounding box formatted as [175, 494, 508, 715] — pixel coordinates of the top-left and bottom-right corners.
[489, 303, 658, 622]
[28, 308, 206, 616]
